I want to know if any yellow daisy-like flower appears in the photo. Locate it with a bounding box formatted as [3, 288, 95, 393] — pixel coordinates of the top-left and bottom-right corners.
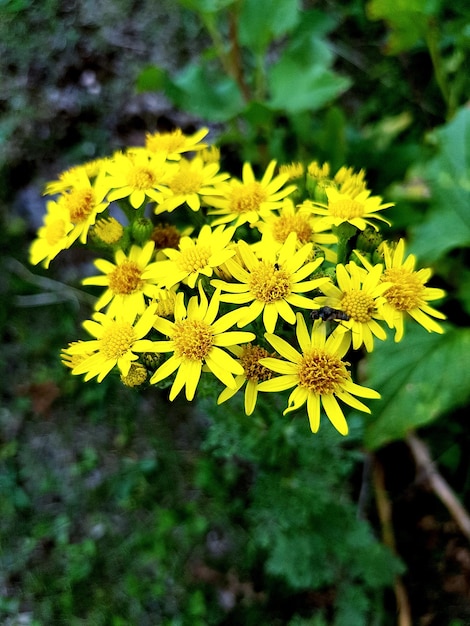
[377, 239, 446, 341]
[154, 224, 237, 289]
[311, 262, 390, 352]
[65, 304, 160, 382]
[257, 313, 381, 435]
[334, 165, 368, 198]
[120, 362, 148, 387]
[255, 198, 337, 262]
[55, 167, 110, 244]
[154, 156, 229, 214]
[150, 284, 255, 400]
[145, 127, 209, 160]
[217, 343, 275, 415]
[207, 160, 296, 228]
[44, 159, 108, 195]
[82, 241, 161, 322]
[307, 161, 331, 180]
[104, 150, 173, 209]
[29, 200, 74, 267]
[278, 162, 305, 180]
[309, 187, 393, 231]
[92, 217, 124, 245]
[211, 232, 328, 333]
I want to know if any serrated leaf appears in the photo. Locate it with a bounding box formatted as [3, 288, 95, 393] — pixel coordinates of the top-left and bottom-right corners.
[238, 0, 301, 54]
[410, 107, 470, 262]
[364, 326, 470, 450]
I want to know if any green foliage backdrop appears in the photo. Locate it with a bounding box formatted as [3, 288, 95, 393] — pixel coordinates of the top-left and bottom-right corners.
[2, 0, 470, 624]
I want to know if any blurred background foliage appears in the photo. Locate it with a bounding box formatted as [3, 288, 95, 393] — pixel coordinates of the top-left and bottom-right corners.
[2, 0, 470, 624]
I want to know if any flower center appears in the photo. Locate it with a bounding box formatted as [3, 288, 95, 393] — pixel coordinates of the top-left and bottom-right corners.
[173, 319, 213, 360]
[381, 268, 425, 311]
[272, 214, 312, 244]
[93, 217, 124, 244]
[239, 344, 274, 382]
[341, 290, 375, 322]
[329, 198, 364, 219]
[64, 188, 95, 223]
[169, 167, 202, 195]
[121, 363, 148, 387]
[230, 182, 267, 214]
[249, 262, 291, 303]
[128, 166, 157, 190]
[151, 224, 181, 250]
[177, 245, 211, 273]
[108, 261, 143, 295]
[45, 219, 68, 245]
[298, 349, 349, 395]
[101, 321, 135, 360]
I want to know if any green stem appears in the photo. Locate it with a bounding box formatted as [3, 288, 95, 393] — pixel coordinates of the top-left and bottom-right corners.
[425, 18, 451, 118]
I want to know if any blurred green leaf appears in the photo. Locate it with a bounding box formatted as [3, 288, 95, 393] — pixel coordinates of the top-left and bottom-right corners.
[169, 63, 245, 122]
[238, 0, 301, 54]
[366, 0, 442, 53]
[267, 12, 351, 113]
[136, 65, 169, 92]
[364, 325, 470, 450]
[410, 107, 470, 262]
[178, 0, 235, 12]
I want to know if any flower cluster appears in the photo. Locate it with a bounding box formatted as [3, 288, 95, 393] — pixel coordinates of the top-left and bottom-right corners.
[30, 128, 446, 435]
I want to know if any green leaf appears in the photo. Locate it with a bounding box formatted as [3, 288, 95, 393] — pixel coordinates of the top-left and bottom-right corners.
[366, 0, 442, 54]
[163, 63, 245, 122]
[238, 0, 301, 54]
[136, 65, 169, 92]
[178, 0, 235, 12]
[266, 12, 351, 113]
[364, 325, 470, 450]
[410, 107, 470, 262]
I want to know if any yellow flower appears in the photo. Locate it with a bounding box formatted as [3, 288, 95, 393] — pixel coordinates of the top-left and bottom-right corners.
[255, 198, 337, 262]
[334, 165, 368, 198]
[217, 344, 275, 415]
[66, 304, 160, 382]
[154, 156, 229, 214]
[120, 363, 148, 387]
[154, 224, 236, 289]
[278, 162, 305, 180]
[92, 217, 124, 245]
[257, 313, 381, 435]
[82, 241, 162, 322]
[311, 262, 389, 352]
[55, 167, 110, 244]
[150, 285, 255, 401]
[29, 200, 74, 267]
[44, 159, 109, 195]
[145, 127, 209, 160]
[377, 239, 446, 341]
[309, 187, 393, 231]
[207, 160, 296, 228]
[211, 233, 328, 333]
[104, 150, 173, 209]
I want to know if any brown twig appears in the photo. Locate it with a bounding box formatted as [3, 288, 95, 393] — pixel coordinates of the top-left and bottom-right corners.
[406, 432, 470, 541]
[371, 453, 412, 626]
